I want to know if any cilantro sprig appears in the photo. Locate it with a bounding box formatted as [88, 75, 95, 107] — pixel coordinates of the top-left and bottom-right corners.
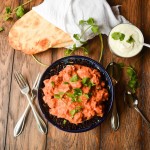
[0, 0, 32, 31]
[118, 63, 139, 93]
[65, 18, 103, 62]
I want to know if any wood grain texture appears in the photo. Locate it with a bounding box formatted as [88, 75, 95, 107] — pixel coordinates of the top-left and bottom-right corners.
[101, 0, 146, 150]
[5, 0, 49, 150]
[0, 0, 19, 149]
[140, 1, 150, 150]
[0, 0, 150, 150]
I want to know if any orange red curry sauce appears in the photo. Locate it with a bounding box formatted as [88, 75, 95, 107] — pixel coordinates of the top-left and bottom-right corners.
[43, 65, 109, 124]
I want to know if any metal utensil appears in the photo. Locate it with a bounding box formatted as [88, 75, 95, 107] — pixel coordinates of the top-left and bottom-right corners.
[14, 72, 47, 134]
[106, 62, 121, 131]
[14, 73, 41, 137]
[124, 91, 150, 128]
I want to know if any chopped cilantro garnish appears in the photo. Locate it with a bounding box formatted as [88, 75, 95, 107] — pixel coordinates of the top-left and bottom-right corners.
[0, 27, 4, 32]
[82, 77, 90, 85]
[74, 88, 82, 96]
[64, 82, 69, 84]
[54, 94, 60, 99]
[63, 119, 67, 125]
[51, 81, 55, 87]
[111, 32, 125, 41]
[70, 74, 79, 82]
[84, 93, 90, 99]
[70, 106, 82, 118]
[82, 77, 95, 87]
[67, 88, 82, 103]
[126, 35, 135, 44]
[54, 92, 65, 99]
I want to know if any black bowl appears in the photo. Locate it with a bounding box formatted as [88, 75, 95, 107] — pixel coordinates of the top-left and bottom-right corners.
[38, 56, 113, 133]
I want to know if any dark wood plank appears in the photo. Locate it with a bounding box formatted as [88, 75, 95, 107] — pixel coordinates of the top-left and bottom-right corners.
[0, 0, 19, 149]
[5, 0, 49, 149]
[101, 0, 145, 149]
[140, 0, 150, 149]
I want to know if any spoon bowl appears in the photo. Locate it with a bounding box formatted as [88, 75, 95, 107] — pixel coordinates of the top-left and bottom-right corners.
[124, 91, 138, 108]
[106, 62, 121, 131]
[124, 90, 150, 128]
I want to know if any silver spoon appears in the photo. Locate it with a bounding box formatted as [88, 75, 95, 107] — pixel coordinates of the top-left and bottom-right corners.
[106, 62, 121, 131]
[124, 91, 150, 128]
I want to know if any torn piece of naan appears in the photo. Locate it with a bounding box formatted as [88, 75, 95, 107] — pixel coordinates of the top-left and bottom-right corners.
[8, 10, 74, 54]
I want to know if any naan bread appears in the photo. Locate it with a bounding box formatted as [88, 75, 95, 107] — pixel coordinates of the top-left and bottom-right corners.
[8, 10, 73, 54]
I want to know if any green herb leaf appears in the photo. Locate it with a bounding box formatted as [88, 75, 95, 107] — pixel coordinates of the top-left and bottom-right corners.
[59, 92, 65, 95]
[91, 25, 99, 34]
[70, 109, 76, 118]
[72, 43, 77, 50]
[84, 93, 90, 99]
[79, 40, 87, 45]
[63, 119, 67, 124]
[79, 20, 86, 25]
[82, 77, 90, 85]
[127, 68, 135, 77]
[64, 82, 69, 84]
[4, 15, 12, 21]
[126, 35, 135, 44]
[111, 32, 125, 41]
[54, 94, 60, 99]
[67, 89, 82, 103]
[88, 81, 95, 87]
[118, 62, 125, 68]
[73, 34, 80, 40]
[83, 47, 89, 55]
[6, 7, 12, 14]
[87, 18, 95, 25]
[127, 67, 138, 93]
[54, 92, 64, 99]
[51, 81, 55, 87]
[16, 6, 25, 18]
[65, 49, 73, 56]
[0, 27, 4, 32]
[82, 77, 95, 87]
[67, 93, 77, 102]
[70, 74, 79, 82]
[70, 106, 82, 118]
[74, 88, 82, 96]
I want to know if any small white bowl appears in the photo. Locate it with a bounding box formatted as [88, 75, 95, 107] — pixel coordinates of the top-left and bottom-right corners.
[108, 24, 144, 58]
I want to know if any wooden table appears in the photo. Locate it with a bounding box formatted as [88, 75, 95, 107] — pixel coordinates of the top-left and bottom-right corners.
[0, 0, 150, 149]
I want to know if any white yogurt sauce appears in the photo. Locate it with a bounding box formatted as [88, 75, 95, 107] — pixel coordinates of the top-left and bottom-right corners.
[108, 24, 144, 57]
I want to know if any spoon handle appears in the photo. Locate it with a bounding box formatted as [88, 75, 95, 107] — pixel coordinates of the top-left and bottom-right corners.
[143, 43, 150, 48]
[134, 106, 150, 128]
[111, 95, 119, 131]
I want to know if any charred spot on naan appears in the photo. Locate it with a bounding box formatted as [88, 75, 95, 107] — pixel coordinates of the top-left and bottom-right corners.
[35, 38, 49, 49]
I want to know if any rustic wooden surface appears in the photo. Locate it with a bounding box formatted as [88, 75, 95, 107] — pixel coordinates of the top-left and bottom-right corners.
[0, 0, 150, 150]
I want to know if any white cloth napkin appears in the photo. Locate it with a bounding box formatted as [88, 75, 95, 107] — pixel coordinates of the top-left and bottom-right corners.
[32, 0, 128, 47]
